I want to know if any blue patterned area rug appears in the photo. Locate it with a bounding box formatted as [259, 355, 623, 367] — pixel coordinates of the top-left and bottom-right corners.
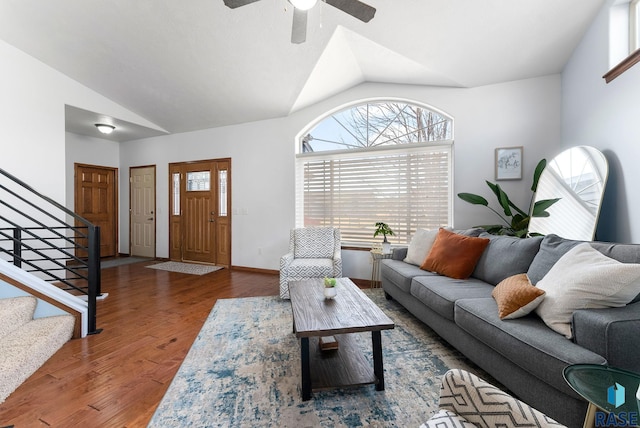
[148, 289, 487, 427]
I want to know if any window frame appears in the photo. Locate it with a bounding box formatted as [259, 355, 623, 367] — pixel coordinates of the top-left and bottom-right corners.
[631, 0, 640, 51]
[604, 0, 640, 83]
[295, 99, 454, 247]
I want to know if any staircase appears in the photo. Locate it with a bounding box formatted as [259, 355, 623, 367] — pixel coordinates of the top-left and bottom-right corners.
[0, 167, 101, 335]
[0, 167, 99, 403]
[0, 296, 74, 403]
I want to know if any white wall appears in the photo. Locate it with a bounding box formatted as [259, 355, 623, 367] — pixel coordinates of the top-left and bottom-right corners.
[121, 77, 562, 275]
[0, 39, 160, 209]
[562, 0, 640, 243]
[0, 37, 563, 277]
[0, 280, 68, 319]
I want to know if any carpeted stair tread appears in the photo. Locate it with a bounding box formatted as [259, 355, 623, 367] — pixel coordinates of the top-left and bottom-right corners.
[0, 314, 75, 404]
[0, 296, 37, 341]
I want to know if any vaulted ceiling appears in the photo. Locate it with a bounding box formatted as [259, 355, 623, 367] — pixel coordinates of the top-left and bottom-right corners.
[0, 0, 605, 141]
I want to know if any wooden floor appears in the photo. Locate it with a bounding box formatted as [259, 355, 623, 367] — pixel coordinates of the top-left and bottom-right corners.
[0, 260, 279, 427]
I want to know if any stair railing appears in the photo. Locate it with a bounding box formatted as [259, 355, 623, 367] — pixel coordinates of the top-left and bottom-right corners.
[0, 167, 101, 335]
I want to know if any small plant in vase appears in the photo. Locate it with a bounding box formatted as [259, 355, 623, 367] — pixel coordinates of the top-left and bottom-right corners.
[374, 222, 395, 254]
[324, 277, 337, 299]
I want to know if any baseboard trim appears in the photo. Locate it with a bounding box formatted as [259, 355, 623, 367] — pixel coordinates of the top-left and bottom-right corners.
[231, 265, 279, 275]
[350, 278, 370, 288]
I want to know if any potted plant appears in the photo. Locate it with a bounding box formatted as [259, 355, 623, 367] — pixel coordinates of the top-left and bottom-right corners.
[457, 159, 560, 238]
[323, 277, 337, 299]
[374, 222, 395, 254]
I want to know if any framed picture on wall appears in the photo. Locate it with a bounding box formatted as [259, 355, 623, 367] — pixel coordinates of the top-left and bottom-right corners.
[495, 146, 523, 180]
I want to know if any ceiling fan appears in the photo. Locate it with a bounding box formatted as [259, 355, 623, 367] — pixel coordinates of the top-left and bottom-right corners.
[223, 0, 376, 44]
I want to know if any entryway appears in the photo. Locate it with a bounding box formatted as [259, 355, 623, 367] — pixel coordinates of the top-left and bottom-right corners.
[129, 165, 156, 258]
[74, 163, 118, 258]
[169, 159, 231, 267]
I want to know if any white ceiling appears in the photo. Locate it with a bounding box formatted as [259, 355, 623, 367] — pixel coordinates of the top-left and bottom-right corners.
[0, 0, 605, 141]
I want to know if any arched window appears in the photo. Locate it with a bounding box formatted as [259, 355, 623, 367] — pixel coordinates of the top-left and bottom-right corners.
[295, 99, 454, 246]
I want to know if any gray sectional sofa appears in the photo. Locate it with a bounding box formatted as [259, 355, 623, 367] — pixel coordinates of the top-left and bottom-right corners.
[381, 232, 640, 428]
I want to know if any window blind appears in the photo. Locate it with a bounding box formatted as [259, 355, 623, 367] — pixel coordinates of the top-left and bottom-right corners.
[296, 144, 452, 246]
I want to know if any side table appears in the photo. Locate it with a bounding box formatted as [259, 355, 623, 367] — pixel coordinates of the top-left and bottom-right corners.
[370, 250, 392, 288]
[563, 364, 640, 428]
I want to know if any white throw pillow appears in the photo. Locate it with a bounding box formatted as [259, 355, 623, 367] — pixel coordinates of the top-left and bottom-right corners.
[534, 243, 640, 338]
[404, 228, 440, 266]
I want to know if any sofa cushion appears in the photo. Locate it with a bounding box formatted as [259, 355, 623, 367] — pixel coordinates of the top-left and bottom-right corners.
[534, 243, 640, 338]
[411, 276, 494, 321]
[404, 228, 441, 266]
[293, 227, 334, 258]
[454, 298, 607, 396]
[472, 234, 543, 285]
[572, 302, 640, 372]
[454, 227, 485, 237]
[286, 258, 335, 277]
[381, 259, 433, 293]
[527, 234, 640, 301]
[526, 234, 582, 285]
[492, 273, 545, 319]
[421, 229, 490, 279]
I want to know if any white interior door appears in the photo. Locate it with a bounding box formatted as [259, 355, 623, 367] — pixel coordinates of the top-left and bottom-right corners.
[130, 166, 156, 258]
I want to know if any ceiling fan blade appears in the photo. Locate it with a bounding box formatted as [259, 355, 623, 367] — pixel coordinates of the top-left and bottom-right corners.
[324, 0, 376, 22]
[223, 0, 261, 9]
[291, 8, 307, 44]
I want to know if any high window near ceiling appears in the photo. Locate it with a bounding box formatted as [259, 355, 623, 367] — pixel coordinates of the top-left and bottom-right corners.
[605, 0, 640, 82]
[295, 99, 454, 247]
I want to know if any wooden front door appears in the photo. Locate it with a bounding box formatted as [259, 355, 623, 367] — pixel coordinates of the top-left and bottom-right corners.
[169, 159, 231, 267]
[130, 166, 156, 258]
[74, 164, 118, 258]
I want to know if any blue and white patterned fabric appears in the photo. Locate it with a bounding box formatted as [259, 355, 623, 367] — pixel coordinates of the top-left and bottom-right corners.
[279, 227, 342, 299]
[422, 369, 567, 428]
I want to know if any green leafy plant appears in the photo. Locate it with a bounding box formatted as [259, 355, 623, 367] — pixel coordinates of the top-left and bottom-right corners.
[324, 277, 337, 287]
[373, 222, 395, 242]
[457, 159, 560, 238]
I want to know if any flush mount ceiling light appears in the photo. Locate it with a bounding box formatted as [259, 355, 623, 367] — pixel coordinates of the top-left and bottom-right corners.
[289, 0, 317, 10]
[95, 123, 115, 134]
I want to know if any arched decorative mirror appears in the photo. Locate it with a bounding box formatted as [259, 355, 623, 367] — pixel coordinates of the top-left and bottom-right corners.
[528, 146, 608, 241]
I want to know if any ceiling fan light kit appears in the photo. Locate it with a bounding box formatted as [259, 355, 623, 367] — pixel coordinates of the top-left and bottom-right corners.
[289, 0, 318, 11]
[223, 0, 376, 44]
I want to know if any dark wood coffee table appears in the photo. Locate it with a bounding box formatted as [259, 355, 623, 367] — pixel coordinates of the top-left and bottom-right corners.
[288, 278, 395, 400]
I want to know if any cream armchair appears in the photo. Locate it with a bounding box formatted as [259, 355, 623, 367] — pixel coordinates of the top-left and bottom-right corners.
[279, 227, 342, 299]
[422, 369, 566, 428]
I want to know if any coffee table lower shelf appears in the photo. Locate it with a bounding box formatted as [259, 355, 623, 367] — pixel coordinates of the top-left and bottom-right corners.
[301, 333, 381, 400]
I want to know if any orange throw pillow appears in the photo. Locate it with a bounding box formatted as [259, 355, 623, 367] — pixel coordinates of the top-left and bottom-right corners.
[420, 228, 490, 279]
[492, 273, 545, 319]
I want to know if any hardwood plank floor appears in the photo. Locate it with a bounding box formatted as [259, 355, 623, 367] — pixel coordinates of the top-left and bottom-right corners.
[0, 261, 279, 427]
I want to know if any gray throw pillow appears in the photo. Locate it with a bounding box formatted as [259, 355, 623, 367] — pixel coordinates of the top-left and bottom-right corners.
[472, 234, 543, 285]
[526, 234, 581, 285]
[454, 227, 485, 237]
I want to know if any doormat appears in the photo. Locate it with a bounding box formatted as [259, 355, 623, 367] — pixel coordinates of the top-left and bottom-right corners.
[101, 257, 153, 269]
[146, 262, 223, 275]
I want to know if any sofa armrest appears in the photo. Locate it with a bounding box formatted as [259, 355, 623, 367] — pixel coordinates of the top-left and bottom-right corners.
[280, 252, 294, 270]
[436, 369, 565, 427]
[391, 247, 408, 260]
[332, 248, 343, 277]
[572, 301, 640, 373]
